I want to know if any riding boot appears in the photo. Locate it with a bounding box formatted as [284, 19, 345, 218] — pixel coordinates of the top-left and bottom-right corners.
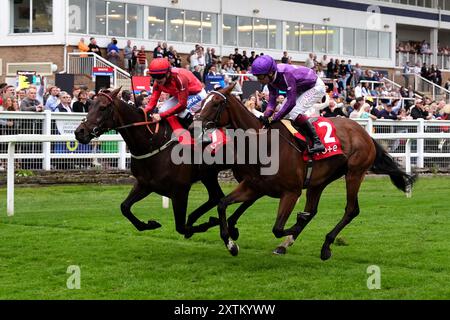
[296, 117, 326, 154]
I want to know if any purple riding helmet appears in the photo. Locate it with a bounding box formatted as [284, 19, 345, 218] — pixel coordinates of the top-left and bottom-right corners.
[251, 55, 277, 75]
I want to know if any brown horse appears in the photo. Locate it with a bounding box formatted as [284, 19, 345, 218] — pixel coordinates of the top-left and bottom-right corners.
[75, 88, 232, 238]
[196, 84, 416, 259]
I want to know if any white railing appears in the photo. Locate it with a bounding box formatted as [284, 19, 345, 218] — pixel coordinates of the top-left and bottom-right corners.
[67, 52, 132, 90]
[396, 52, 432, 69]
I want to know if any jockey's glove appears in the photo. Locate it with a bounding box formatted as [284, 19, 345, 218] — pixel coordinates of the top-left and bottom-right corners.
[259, 116, 272, 128]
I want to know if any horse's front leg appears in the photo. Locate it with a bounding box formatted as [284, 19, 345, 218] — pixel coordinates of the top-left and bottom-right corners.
[121, 182, 161, 231]
[271, 192, 300, 254]
[218, 181, 260, 256]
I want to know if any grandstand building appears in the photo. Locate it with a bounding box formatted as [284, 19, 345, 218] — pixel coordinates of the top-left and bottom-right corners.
[1, 0, 450, 83]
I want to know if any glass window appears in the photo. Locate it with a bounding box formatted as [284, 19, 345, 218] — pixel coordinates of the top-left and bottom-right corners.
[300, 23, 313, 52]
[408, 0, 417, 5]
[167, 8, 183, 42]
[89, 0, 106, 35]
[32, 0, 53, 32]
[424, 0, 433, 7]
[238, 16, 252, 48]
[223, 15, 237, 46]
[367, 31, 379, 57]
[286, 22, 299, 51]
[69, 0, 87, 34]
[444, 0, 450, 10]
[184, 10, 201, 43]
[417, 0, 425, 6]
[343, 28, 354, 56]
[327, 26, 340, 54]
[202, 12, 217, 44]
[12, 0, 30, 33]
[126, 4, 144, 38]
[314, 25, 327, 53]
[269, 19, 282, 50]
[107, 1, 125, 37]
[355, 29, 367, 57]
[379, 32, 391, 59]
[400, 0, 408, 4]
[254, 18, 267, 48]
[148, 6, 165, 40]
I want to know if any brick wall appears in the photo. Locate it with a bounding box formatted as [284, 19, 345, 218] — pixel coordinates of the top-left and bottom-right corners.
[0, 45, 65, 84]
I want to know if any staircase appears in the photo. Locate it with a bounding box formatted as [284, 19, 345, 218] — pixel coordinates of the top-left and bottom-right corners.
[393, 72, 450, 103]
[67, 52, 132, 91]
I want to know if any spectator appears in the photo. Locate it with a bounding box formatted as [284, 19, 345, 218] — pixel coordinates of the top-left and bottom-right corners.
[153, 41, 163, 58]
[320, 54, 329, 70]
[121, 90, 134, 106]
[20, 87, 44, 112]
[135, 94, 149, 108]
[123, 40, 133, 73]
[411, 99, 432, 119]
[305, 53, 315, 69]
[192, 65, 202, 83]
[241, 50, 250, 70]
[321, 99, 346, 118]
[244, 95, 263, 117]
[78, 37, 89, 55]
[88, 37, 102, 57]
[44, 86, 61, 112]
[136, 46, 148, 76]
[326, 58, 335, 78]
[55, 91, 73, 112]
[232, 48, 243, 70]
[172, 50, 182, 68]
[249, 51, 258, 66]
[72, 90, 91, 112]
[377, 103, 398, 120]
[131, 45, 138, 74]
[107, 37, 120, 66]
[281, 51, 289, 64]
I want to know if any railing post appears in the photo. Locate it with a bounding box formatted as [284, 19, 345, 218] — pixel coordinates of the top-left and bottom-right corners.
[118, 140, 127, 170]
[366, 117, 373, 136]
[417, 118, 425, 168]
[405, 139, 412, 199]
[114, 68, 118, 88]
[43, 110, 52, 170]
[7, 142, 15, 216]
[67, 53, 71, 74]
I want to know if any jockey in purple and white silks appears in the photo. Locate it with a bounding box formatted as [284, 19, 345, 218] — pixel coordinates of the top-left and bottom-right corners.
[252, 55, 326, 154]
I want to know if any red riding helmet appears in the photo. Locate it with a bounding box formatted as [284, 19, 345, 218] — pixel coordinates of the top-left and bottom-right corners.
[149, 58, 171, 76]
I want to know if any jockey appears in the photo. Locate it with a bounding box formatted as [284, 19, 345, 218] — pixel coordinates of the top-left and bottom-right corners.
[252, 55, 326, 154]
[144, 58, 207, 125]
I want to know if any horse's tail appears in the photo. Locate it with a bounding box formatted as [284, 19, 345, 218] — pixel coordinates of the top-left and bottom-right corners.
[370, 138, 417, 192]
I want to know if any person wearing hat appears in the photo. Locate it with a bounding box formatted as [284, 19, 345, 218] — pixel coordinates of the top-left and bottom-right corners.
[411, 99, 432, 120]
[252, 55, 326, 153]
[144, 58, 206, 123]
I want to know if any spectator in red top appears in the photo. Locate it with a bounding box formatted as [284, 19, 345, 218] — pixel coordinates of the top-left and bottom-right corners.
[144, 58, 207, 124]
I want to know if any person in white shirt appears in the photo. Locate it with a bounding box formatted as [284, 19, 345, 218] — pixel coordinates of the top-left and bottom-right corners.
[305, 53, 315, 69]
[354, 83, 363, 98]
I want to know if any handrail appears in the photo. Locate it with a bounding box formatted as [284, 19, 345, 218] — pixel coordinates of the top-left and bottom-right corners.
[68, 52, 131, 78]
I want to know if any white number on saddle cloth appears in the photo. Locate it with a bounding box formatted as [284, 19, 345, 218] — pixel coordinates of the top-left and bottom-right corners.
[318, 121, 336, 144]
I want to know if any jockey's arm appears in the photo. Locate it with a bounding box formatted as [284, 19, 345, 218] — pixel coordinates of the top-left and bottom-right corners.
[159, 82, 189, 118]
[144, 85, 162, 113]
[263, 85, 279, 118]
[272, 73, 297, 121]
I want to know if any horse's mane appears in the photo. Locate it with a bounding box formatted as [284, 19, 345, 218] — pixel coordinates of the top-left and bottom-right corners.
[225, 92, 263, 129]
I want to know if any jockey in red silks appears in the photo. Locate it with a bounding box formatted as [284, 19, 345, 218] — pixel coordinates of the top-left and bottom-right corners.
[144, 58, 207, 125]
[252, 55, 326, 154]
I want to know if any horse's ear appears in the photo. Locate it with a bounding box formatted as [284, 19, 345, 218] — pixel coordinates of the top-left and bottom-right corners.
[111, 86, 122, 100]
[222, 82, 236, 96]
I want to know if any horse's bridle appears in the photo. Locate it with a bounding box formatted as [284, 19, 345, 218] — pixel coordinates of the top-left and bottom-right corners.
[203, 91, 228, 129]
[84, 91, 157, 138]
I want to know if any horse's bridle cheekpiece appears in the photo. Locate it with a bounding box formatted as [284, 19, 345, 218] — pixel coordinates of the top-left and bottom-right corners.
[206, 91, 228, 129]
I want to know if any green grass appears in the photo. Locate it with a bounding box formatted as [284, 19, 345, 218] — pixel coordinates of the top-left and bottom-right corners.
[0, 176, 450, 300]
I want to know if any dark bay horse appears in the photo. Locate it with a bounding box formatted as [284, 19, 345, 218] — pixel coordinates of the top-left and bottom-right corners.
[196, 84, 416, 260]
[75, 88, 227, 238]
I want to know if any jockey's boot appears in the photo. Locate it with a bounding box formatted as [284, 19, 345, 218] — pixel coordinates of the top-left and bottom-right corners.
[295, 116, 325, 154]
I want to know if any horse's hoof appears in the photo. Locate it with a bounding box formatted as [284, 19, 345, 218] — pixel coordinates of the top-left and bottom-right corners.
[227, 241, 239, 257]
[147, 220, 162, 230]
[273, 246, 287, 255]
[229, 227, 240, 241]
[184, 230, 194, 239]
[320, 248, 332, 261]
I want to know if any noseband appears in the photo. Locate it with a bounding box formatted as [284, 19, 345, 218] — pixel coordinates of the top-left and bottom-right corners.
[89, 92, 116, 138]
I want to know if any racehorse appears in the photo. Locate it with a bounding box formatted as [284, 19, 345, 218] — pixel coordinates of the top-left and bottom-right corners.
[75, 87, 231, 238]
[195, 84, 417, 260]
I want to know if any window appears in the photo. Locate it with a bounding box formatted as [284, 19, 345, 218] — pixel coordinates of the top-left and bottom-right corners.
[184, 10, 201, 43]
[167, 8, 183, 42]
[286, 22, 299, 51]
[314, 25, 327, 53]
[107, 1, 125, 37]
[367, 31, 379, 57]
[89, 0, 106, 35]
[444, 0, 450, 10]
[223, 15, 237, 46]
[268, 20, 282, 50]
[355, 29, 367, 57]
[11, 0, 53, 33]
[69, 0, 87, 34]
[238, 16, 252, 47]
[202, 12, 217, 44]
[148, 6, 165, 40]
[126, 4, 144, 38]
[254, 18, 268, 48]
[300, 23, 313, 52]
[343, 28, 355, 56]
[379, 32, 391, 59]
[327, 26, 340, 54]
